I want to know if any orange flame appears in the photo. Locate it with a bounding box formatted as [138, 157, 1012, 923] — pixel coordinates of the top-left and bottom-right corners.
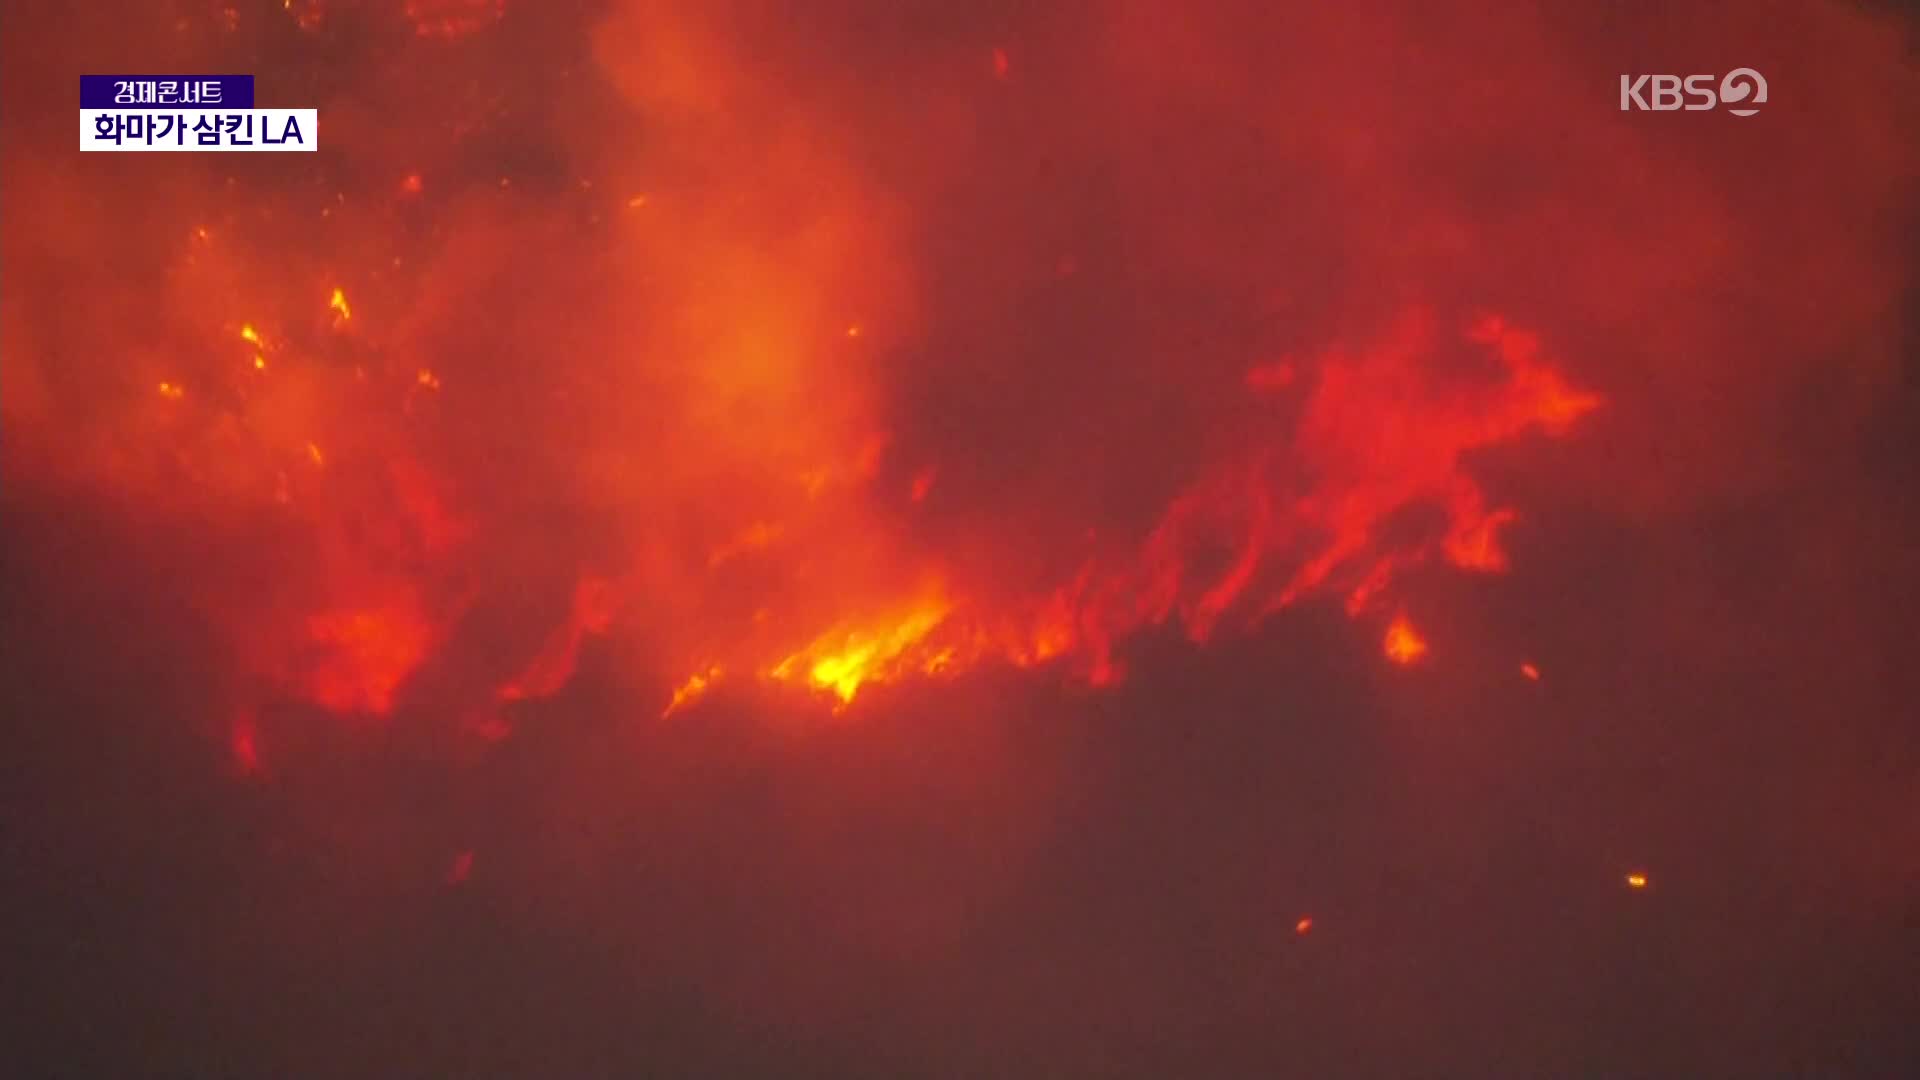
[770, 600, 953, 706]
[1383, 615, 1429, 665]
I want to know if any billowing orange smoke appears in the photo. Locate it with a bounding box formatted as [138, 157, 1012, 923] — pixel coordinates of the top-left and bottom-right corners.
[301, 603, 435, 713]
[1, 0, 1613, 739]
[3, 3, 1916, 1072]
[2, 0, 1908, 767]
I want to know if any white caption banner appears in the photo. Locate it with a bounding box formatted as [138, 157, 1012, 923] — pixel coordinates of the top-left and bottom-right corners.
[80, 109, 318, 152]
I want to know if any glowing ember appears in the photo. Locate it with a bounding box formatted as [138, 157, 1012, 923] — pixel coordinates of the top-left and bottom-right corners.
[909, 466, 937, 503]
[1383, 615, 1429, 665]
[1520, 662, 1541, 681]
[156, 381, 184, 400]
[405, 0, 505, 39]
[230, 720, 260, 774]
[1294, 916, 1314, 935]
[663, 666, 722, 718]
[283, 0, 325, 32]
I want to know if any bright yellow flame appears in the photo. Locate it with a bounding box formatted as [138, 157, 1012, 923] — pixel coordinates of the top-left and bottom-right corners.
[1383, 615, 1428, 665]
[240, 323, 262, 346]
[329, 286, 352, 322]
[774, 603, 951, 705]
[253, 354, 267, 371]
[1626, 872, 1649, 889]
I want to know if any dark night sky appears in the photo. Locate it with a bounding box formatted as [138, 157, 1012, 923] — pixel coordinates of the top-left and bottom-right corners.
[4, 2, 1919, 1076]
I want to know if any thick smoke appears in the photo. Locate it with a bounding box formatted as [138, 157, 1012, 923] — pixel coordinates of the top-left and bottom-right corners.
[4, 1, 1917, 1075]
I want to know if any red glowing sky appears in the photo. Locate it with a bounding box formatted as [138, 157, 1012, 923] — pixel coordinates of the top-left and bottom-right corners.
[3, 1, 1918, 1075]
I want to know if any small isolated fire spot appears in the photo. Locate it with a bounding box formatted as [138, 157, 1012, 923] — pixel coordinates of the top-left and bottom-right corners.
[156, 381, 184, 400]
[400, 172, 423, 195]
[910, 465, 938, 503]
[1521, 662, 1541, 681]
[1383, 614, 1428, 665]
[991, 46, 1010, 80]
[1245, 359, 1297, 392]
[405, 0, 505, 39]
[662, 665, 722, 718]
[1294, 916, 1314, 936]
[283, 0, 325, 32]
[235, 726, 263, 768]
[416, 368, 441, 390]
[447, 850, 474, 885]
[1626, 871, 1650, 890]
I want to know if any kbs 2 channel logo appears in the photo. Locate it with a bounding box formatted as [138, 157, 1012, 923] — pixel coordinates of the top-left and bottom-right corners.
[1619, 68, 1767, 116]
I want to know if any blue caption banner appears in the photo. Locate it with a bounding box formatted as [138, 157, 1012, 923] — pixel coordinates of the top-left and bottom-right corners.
[80, 75, 254, 109]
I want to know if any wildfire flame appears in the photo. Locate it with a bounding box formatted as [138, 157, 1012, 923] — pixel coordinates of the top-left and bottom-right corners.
[1383, 615, 1430, 666]
[60, 0, 1904, 767]
[3, 3, 1913, 1071]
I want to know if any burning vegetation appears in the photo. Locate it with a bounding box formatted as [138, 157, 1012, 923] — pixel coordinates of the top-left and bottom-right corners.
[3, 1, 1917, 1076]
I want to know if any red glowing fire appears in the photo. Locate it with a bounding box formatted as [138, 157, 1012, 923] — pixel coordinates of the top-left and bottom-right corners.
[11, 0, 1901, 780]
[10, 3, 1616, 765]
[5, 4, 1914, 1073]
[153, 282, 1597, 754]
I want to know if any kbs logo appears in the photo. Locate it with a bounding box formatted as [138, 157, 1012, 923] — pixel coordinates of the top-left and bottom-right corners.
[1619, 68, 1767, 116]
